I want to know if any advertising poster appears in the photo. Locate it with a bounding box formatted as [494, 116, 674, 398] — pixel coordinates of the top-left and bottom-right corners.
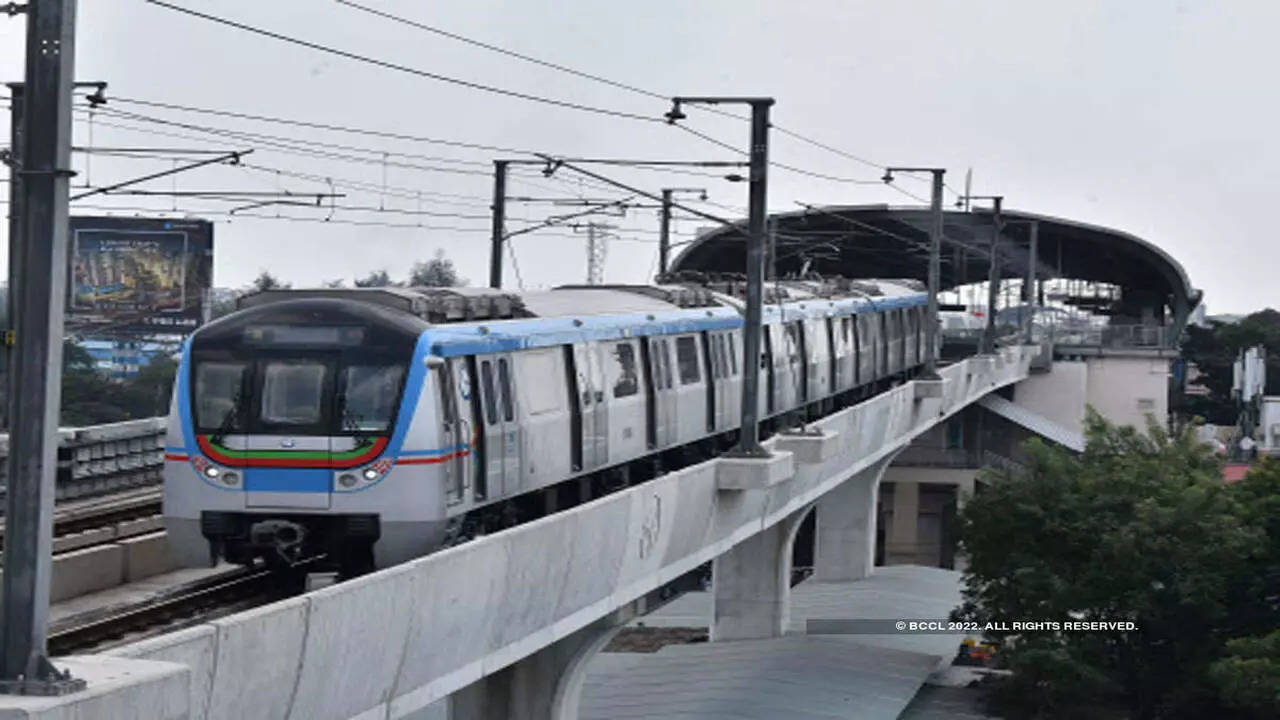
[66, 216, 214, 335]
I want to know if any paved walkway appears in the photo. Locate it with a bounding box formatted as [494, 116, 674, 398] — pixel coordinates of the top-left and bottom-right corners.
[580, 566, 985, 719]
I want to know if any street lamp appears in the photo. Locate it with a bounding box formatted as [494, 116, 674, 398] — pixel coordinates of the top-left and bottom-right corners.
[882, 167, 946, 379]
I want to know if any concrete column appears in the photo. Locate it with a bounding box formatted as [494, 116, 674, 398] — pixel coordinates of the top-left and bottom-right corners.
[447, 610, 628, 720]
[885, 481, 920, 565]
[710, 506, 810, 642]
[812, 454, 897, 582]
[953, 476, 977, 573]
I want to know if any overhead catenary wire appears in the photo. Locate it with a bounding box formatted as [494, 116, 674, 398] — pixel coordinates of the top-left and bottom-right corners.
[331, 0, 952, 192]
[145, 1, 667, 124]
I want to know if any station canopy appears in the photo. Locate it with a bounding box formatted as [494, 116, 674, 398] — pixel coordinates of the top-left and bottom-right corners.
[667, 204, 1201, 331]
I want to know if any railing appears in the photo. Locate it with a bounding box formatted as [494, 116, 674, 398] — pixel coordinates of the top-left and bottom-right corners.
[0, 417, 166, 508]
[1043, 323, 1169, 349]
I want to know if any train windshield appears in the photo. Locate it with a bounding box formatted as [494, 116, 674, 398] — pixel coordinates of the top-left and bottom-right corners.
[191, 356, 408, 436]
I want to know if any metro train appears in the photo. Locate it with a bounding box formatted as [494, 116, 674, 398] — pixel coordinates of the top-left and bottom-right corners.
[162, 279, 932, 576]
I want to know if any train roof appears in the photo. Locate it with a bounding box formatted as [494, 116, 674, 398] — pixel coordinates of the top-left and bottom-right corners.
[232, 281, 928, 338]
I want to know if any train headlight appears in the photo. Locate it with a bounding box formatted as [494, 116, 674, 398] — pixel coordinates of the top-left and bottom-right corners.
[363, 468, 379, 481]
[221, 471, 239, 486]
[205, 466, 220, 478]
[338, 473, 357, 488]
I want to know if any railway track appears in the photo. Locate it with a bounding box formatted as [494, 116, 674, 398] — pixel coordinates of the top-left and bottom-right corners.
[48, 560, 316, 656]
[0, 487, 162, 553]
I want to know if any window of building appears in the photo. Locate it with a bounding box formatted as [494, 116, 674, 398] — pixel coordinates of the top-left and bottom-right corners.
[675, 336, 700, 385]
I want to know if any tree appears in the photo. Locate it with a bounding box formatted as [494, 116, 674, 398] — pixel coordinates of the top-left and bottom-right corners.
[59, 340, 180, 426]
[322, 278, 346, 288]
[250, 270, 290, 292]
[1208, 631, 1280, 718]
[1180, 308, 1280, 424]
[408, 249, 465, 287]
[354, 269, 397, 288]
[953, 410, 1275, 719]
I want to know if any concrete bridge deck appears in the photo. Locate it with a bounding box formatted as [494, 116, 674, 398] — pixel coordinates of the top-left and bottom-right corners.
[3, 347, 1032, 720]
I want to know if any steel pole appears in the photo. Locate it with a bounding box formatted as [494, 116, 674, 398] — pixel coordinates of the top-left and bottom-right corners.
[1, 0, 86, 694]
[981, 197, 1003, 355]
[923, 170, 944, 378]
[488, 160, 508, 289]
[658, 189, 672, 277]
[4, 84, 25, 433]
[734, 99, 773, 456]
[1024, 221, 1038, 344]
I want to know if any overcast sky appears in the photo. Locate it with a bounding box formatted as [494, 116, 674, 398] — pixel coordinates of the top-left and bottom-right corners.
[1, 0, 1276, 314]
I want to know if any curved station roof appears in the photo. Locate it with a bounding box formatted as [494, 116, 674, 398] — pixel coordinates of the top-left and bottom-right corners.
[667, 204, 1201, 331]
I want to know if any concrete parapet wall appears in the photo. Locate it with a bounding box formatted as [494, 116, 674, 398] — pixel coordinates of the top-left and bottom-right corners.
[0, 656, 189, 720]
[2, 523, 176, 602]
[71, 347, 1032, 720]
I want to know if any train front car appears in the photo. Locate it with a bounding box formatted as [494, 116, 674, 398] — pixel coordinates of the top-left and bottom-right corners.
[163, 293, 441, 576]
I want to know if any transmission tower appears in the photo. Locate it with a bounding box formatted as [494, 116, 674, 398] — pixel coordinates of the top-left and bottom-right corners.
[580, 222, 615, 285]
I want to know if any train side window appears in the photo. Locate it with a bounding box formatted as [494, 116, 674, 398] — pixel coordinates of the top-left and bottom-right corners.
[676, 336, 700, 385]
[480, 360, 498, 425]
[727, 334, 738, 375]
[649, 340, 664, 390]
[660, 340, 674, 389]
[717, 335, 728, 378]
[709, 335, 721, 379]
[497, 358, 514, 422]
[611, 341, 639, 398]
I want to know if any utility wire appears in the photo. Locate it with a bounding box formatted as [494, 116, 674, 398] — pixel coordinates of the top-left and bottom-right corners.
[331, 0, 941, 187]
[146, 1, 665, 124]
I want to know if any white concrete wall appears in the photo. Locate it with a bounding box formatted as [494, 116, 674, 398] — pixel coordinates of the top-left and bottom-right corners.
[1014, 361, 1088, 434]
[1262, 397, 1280, 453]
[1013, 356, 1170, 435]
[74, 347, 1033, 720]
[1085, 355, 1169, 431]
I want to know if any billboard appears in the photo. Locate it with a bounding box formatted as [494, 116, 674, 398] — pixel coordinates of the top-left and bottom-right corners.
[66, 216, 213, 335]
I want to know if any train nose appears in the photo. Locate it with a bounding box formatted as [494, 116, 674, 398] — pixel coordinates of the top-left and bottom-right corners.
[249, 519, 308, 563]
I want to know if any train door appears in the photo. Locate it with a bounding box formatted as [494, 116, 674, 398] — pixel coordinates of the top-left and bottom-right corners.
[672, 334, 708, 443]
[711, 332, 735, 430]
[244, 358, 333, 510]
[572, 343, 609, 471]
[438, 358, 471, 505]
[804, 318, 831, 401]
[835, 316, 853, 391]
[701, 332, 718, 433]
[722, 330, 741, 425]
[475, 356, 506, 497]
[646, 336, 677, 448]
[603, 338, 646, 464]
[494, 355, 522, 494]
